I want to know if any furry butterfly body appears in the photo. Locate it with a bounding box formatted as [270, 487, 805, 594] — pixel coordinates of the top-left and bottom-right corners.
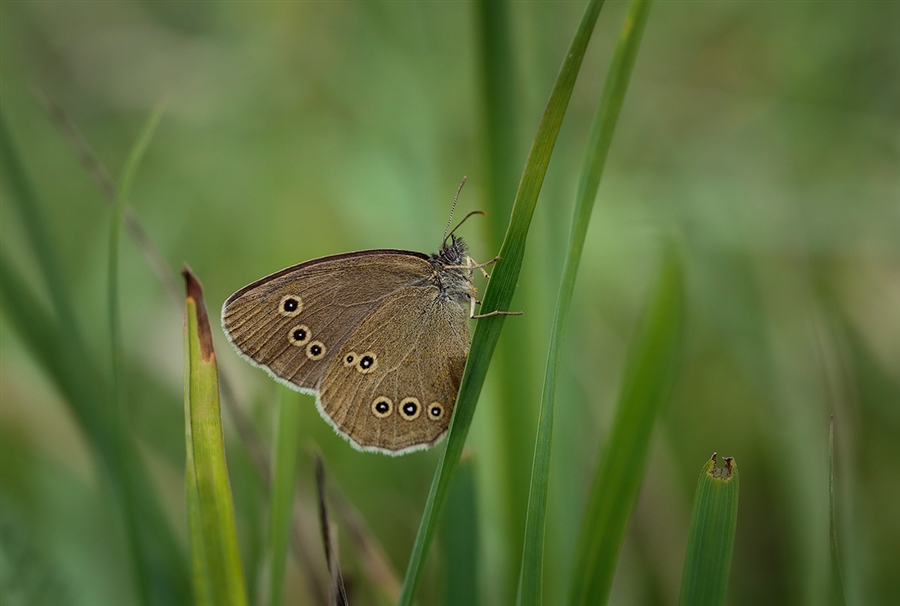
[221, 236, 475, 455]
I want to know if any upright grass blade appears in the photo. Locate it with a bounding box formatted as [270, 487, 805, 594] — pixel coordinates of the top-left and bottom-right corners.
[475, 3, 532, 600]
[109, 101, 167, 408]
[185, 354, 214, 606]
[107, 103, 167, 606]
[398, 2, 607, 604]
[183, 269, 248, 606]
[678, 454, 740, 606]
[263, 389, 302, 606]
[516, 2, 653, 604]
[569, 245, 686, 606]
[829, 416, 848, 606]
[443, 455, 479, 606]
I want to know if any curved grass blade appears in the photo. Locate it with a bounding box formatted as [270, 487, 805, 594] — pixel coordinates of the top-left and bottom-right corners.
[516, 1, 654, 603]
[263, 389, 302, 606]
[33, 88, 183, 305]
[109, 100, 167, 407]
[569, 245, 686, 606]
[184, 268, 248, 606]
[398, 2, 607, 604]
[678, 454, 740, 606]
[107, 103, 167, 605]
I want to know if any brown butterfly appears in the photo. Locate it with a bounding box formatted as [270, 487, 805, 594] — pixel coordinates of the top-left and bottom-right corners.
[221, 187, 515, 455]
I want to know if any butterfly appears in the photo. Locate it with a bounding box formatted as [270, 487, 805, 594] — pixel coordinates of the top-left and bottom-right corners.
[221, 185, 515, 455]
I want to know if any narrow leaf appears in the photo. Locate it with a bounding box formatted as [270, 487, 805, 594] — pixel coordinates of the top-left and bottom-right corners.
[107, 103, 167, 606]
[264, 389, 302, 606]
[678, 454, 740, 606]
[398, 1, 606, 603]
[569, 245, 686, 606]
[443, 455, 480, 606]
[517, 0, 653, 603]
[184, 268, 248, 606]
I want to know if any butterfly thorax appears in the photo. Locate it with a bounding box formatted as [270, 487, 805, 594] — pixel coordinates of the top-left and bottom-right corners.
[429, 235, 475, 303]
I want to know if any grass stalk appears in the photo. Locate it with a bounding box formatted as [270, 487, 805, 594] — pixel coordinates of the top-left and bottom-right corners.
[568, 244, 686, 606]
[516, 1, 653, 603]
[398, 1, 606, 603]
[678, 454, 740, 606]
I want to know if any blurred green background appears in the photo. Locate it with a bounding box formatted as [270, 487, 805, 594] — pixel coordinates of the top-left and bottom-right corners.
[1, 2, 897, 605]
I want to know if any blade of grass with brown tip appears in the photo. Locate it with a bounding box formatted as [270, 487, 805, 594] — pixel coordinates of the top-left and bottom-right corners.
[184, 268, 248, 606]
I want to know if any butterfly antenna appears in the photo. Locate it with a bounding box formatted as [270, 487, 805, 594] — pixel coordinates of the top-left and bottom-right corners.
[442, 176, 467, 244]
[445, 210, 486, 245]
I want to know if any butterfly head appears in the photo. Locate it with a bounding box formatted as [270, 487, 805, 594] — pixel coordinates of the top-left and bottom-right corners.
[434, 234, 467, 266]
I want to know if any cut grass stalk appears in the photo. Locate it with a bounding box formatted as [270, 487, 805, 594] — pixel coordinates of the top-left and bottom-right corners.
[516, 1, 653, 603]
[678, 454, 740, 606]
[398, 2, 607, 604]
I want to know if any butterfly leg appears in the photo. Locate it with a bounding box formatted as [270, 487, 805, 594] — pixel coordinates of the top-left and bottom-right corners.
[469, 295, 523, 319]
[447, 255, 501, 279]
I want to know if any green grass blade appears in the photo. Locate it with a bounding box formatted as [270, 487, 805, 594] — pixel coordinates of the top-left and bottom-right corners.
[264, 388, 302, 606]
[107, 102, 167, 606]
[516, 1, 653, 603]
[829, 416, 847, 606]
[443, 455, 479, 606]
[183, 268, 249, 606]
[185, 335, 214, 606]
[475, 3, 532, 599]
[569, 245, 686, 606]
[398, 2, 606, 604]
[678, 454, 740, 606]
[109, 100, 167, 406]
[0, 112, 80, 337]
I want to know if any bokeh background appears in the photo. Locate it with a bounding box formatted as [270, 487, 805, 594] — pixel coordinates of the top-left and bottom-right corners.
[1, 2, 897, 605]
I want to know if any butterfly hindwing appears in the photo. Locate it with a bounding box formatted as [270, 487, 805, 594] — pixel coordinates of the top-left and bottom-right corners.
[221, 250, 432, 392]
[318, 285, 470, 454]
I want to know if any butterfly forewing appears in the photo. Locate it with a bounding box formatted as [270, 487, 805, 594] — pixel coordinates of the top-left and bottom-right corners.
[221, 251, 432, 392]
[318, 285, 470, 454]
